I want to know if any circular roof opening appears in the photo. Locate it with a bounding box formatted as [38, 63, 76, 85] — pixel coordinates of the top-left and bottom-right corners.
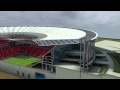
[0, 32, 47, 40]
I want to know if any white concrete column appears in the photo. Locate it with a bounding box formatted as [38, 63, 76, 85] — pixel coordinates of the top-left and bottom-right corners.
[87, 41, 89, 70]
[85, 41, 86, 69]
[42, 61, 43, 69]
[79, 38, 82, 77]
[90, 41, 92, 60]
[90, 41, 92, 59]
[88, 41, 90, 63]
[90, 40, 92, 59]
[93, 40, 95, 57]
[89, 41, 91, 61]
[83, 40, 86, 69]
[51, 51, 54, 72]
[46, 64, 47, 70]
[92, 40, 94, 58]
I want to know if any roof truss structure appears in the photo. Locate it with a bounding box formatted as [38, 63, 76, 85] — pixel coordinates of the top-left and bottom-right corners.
[34, 39, 80, 46]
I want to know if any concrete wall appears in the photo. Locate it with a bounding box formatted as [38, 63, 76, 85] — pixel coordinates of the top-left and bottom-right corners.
[56, 67, 80, 79]
[0, 61, 19, 75]
[56, 67, 101, 79]
[34, 69, 56, 79]
[0, 61, 35, 78]
[0, 61, 56, 79]
[19, 66, 35, 79]
[0, 61, 120, 79]
[56, 66, 120, 79]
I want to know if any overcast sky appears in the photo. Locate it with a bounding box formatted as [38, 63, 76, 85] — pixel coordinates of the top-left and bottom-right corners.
[0, 11, 120, 39]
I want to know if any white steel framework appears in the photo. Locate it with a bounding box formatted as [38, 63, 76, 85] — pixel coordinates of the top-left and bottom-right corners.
[0, 26, 98, 46]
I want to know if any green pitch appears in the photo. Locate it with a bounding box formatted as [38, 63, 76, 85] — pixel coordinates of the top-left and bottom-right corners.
[4, 55, 40, 67]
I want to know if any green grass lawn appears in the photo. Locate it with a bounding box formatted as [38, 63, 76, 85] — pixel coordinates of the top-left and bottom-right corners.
[95, 37, 120, 42]
[108, 53, 120, 73]
[4, 55, 40, 67]
[99, 66, 108, 75]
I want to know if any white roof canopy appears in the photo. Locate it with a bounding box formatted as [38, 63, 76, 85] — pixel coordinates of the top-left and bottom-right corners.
[0, 27, 97, 46]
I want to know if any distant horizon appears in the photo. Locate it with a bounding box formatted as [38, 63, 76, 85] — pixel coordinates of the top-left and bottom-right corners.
[0, 11, 120, 39]
[97, 37, 120, 39]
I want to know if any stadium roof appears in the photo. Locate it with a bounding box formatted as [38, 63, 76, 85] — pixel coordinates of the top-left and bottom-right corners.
[0, 27, 98, 46]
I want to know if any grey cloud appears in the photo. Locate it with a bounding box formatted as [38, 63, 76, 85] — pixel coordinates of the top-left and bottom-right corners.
[0, 11, 120, 39]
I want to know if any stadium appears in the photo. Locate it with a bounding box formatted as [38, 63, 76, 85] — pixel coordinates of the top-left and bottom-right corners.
[0, 26, 98, 79]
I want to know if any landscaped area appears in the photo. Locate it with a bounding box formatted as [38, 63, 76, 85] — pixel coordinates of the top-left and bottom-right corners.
[108, 53, 120, 73]
[4, 55, 40, 67]
[99, 66, 108, 75]
[95, 37, 120, 42]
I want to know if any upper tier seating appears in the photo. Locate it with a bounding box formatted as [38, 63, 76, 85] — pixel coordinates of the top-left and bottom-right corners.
[0, 44, 54, 59]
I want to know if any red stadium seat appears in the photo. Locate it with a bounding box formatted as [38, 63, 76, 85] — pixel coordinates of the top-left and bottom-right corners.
[41, 49, 49, 57]
[35, 46, 54, 57]
[3, 48, 9, 57]
[0, 49, 6, 58]
[30, 47, 38, 55]
[36, 48, 44, 57]
[0, 43, 54, 59]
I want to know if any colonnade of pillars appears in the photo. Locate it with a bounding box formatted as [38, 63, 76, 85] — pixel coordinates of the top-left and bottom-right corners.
[80, 39, 95, 71]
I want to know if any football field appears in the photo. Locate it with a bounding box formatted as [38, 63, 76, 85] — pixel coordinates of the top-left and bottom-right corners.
[4, 55, 40, 67]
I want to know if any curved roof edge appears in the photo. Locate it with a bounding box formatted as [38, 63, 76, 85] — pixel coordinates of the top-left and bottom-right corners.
[0, 26, 98, 46]
[82, 29, 98, 40]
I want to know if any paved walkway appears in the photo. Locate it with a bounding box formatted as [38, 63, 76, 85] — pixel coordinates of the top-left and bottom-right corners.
[0, 71, 22, 79]
[95, 48, 114, 69]
[96, 48, 114, 68]
[95, 47, 120, 77]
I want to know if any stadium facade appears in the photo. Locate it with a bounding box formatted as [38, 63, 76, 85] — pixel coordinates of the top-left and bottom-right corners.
[0, 27, 98, 79]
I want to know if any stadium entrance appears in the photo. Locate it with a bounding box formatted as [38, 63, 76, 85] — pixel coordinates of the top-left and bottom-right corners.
[35, 73, 45, 79]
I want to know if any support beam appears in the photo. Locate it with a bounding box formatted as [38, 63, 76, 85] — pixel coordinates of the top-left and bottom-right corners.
[79, 38, 82, 78]
[83, 39, 86, 71]
[88, 41, 91, 62]
[93, 40, 95, 57]
[92, 40, 94, 57]
[45, 64, 47, 70]
[86, 41, 89, 71]
[51, 51, 54, 72]
[89, 41, 92, 61]
[41, 60, 43, 69]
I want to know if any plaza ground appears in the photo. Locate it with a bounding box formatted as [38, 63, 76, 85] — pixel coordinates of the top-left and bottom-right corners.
[0, 71, 22, 79]
[93, 39, 120, 77]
